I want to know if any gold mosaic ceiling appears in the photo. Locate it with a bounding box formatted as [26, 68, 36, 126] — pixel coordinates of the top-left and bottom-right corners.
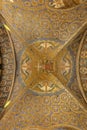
[0, 0, 87, 130]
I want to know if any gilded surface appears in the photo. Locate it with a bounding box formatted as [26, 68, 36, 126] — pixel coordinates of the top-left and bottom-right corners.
[0, 0, 87, 130]
[0, 91, 87, 130]
[0, 15, 15, 116]
[21, 41, 65, 94]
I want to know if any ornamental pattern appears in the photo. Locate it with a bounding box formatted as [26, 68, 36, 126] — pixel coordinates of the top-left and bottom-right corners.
[0, 1, 87, 130]
[20, 41, 72, 94]
[1, 0, 87, 45]
[0, 16, 15, 116]
[0, 91, 87, 130]
[77, 30, 87, 103]
[48, 0, 87, 9]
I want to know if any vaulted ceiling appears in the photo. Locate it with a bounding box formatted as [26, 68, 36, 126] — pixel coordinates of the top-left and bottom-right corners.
[0, 0, 87, 130]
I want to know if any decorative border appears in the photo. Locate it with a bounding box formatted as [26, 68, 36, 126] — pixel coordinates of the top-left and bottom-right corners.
[76, 30, 87, 103]
[0, 14, 16, 119]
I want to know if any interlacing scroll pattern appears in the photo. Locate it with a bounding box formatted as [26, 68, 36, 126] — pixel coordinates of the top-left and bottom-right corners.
[0, 29, 87, 129]
[19, 30, 87, 108]
[0, 91, 87, 130]
[65, 31, 87, 109]
[1, 1, 87, 45]
[0, 1, 87, 130]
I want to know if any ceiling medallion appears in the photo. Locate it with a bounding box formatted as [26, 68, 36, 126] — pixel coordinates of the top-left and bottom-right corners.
[21, 41, 72, 94]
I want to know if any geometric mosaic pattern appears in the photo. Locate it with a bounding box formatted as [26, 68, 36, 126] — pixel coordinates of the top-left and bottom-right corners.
[0, 0, 87, 130]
